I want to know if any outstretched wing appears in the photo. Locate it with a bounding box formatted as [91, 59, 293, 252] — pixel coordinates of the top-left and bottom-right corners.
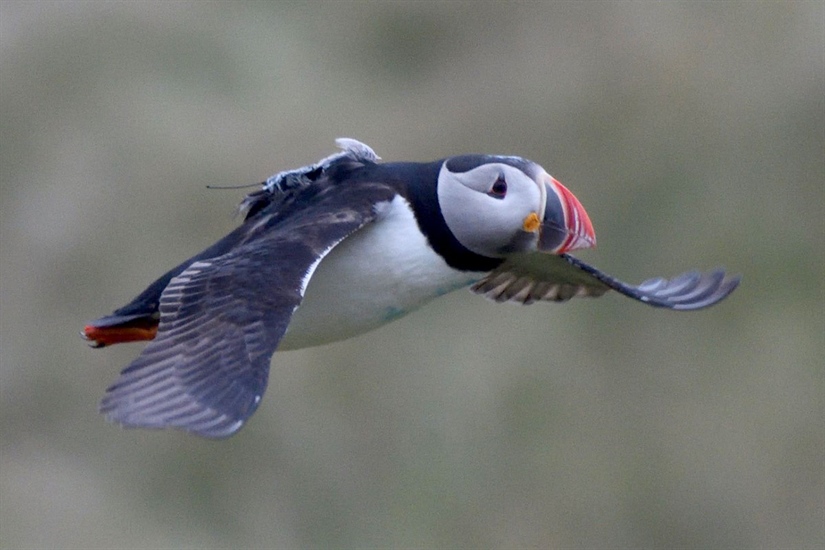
[100, 181, 397, 438]
[471, 253, 740, 310]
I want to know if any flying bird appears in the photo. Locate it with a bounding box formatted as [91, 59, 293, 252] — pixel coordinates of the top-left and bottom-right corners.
[83, 139, 740, 438]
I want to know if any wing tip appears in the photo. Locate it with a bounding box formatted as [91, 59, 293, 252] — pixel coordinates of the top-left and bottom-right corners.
[99, 404, 247, 439]
[653, 268, 741, 311]
[99, 388, 251, 439]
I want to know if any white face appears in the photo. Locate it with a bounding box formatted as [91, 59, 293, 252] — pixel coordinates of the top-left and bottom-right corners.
[437, 161, 546, 257]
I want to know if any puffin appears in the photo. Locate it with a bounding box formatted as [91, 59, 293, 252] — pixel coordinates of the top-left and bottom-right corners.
[83, 138, 740, 438]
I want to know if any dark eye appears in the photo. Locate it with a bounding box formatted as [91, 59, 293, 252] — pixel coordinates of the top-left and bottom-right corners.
[488, 177, 507, 199]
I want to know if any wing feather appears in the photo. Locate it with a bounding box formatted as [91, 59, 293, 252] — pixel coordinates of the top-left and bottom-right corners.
[100, 181, 396, 437]
[471, 253, 739, 310]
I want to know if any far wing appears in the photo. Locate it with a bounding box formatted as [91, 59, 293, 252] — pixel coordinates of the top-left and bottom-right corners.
[100, 181, 396, 438]
[471, 253, 740, 310]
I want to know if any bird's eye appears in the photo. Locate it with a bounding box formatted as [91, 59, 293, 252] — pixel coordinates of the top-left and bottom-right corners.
[488, 177, 507, 199]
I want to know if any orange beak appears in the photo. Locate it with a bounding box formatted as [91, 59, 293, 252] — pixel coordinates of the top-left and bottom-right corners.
[538, 175, 596, 254]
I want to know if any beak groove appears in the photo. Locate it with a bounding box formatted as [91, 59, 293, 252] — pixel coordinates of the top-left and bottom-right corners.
[540, 176, 596, 254]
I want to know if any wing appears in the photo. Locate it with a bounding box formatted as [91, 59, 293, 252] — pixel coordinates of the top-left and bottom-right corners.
[471, 253, 740, 310]
[100, 181, 397, 438]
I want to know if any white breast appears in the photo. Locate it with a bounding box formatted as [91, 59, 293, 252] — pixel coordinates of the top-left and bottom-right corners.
[278, 195, 481, 350]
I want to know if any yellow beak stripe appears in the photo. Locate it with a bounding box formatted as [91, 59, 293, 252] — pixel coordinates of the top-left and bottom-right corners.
[522, 212, 541, 233]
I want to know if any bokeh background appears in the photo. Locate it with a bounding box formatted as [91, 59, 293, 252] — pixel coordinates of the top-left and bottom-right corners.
[2, 2, 823, 548]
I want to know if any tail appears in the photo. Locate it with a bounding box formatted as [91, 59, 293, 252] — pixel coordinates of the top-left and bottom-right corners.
[82, 198, 258, 348]
[82, 312, 159, 348]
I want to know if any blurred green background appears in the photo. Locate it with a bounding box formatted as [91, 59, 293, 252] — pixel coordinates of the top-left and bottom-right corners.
[1, 2, 823, 548]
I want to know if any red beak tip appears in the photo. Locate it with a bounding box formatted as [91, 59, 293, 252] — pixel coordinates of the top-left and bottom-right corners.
[551, 177, 597, 254]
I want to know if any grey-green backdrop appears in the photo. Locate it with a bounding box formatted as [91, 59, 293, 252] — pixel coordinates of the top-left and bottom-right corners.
[1, 2, 822, 548]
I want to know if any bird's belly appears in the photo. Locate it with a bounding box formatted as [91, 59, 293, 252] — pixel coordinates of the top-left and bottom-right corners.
[278, 196, 481, 350]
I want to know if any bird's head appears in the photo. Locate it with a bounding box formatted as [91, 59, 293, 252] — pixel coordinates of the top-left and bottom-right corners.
[437, 155, 596, 258]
